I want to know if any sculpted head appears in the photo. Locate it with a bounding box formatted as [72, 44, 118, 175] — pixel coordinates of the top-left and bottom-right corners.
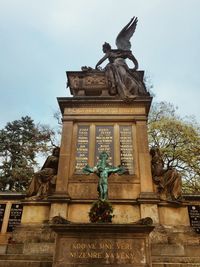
[150, 147, 162, 158]
[99, 151, 109, 160]
[52, 147, 60, 157]
[102, 42, 111, 53]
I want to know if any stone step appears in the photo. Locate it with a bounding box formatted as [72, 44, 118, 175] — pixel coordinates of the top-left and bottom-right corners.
[0, 261, 52, 267]
[0, 254, 53, 267]
[152, 264, 200, 267]
[0, 254, 52, 260]
[152, 256, 200, 267]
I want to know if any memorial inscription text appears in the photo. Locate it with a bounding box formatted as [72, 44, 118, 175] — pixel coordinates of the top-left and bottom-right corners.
[0, 204, 6, 230]
[119, 126, 134, 174]
[95, 126, 114, 165]
[75, 126, 90, 174]
[7, 204, 23, 232]
[63, 239, 145, 264]
[75, 124, 135, 173]
[188, 205, 200, 234]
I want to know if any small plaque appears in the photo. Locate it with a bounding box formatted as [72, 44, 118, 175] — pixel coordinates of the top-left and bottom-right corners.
[95, 126, 114, 165]
[75, 125, 90, 174]
[7, 204, 23, 232]
[119, 126, 134, 174]
[188, 205, 200, 234]
[0, 204, 6, 230]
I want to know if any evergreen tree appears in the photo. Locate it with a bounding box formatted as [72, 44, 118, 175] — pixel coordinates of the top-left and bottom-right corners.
[0, 116, 55, 191]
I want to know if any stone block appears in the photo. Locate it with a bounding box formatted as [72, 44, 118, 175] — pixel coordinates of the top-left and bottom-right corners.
[0, 244, 7, 254]
[23, 242, 54, 255]
[151, 244, 185, 256]
[159, 206, 190, 226]
[112, 204, 140, 223]
[140, 204, 159, 223]
[68, 204, 91, 223]
[21, 204, 50, 224]
[185, 238, 200, 245]
[6, 244, 23, 254]
[184, 245, 200, 257]
[0, 261, 52, 267]
[51, 223, 154, 267]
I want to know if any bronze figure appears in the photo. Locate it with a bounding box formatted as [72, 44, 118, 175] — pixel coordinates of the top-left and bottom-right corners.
[83, 152, 125, 200]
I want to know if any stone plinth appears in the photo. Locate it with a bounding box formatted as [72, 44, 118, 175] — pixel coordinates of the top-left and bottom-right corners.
[51, 223, 154, 267]
[67, 70, 145, 97]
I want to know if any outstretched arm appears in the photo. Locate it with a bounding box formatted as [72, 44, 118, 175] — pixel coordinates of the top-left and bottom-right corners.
[82, 164, 95, 174]
[128, 53, 138, 71]
[107, 165, 125, 175]
[95, 54, 108, 69]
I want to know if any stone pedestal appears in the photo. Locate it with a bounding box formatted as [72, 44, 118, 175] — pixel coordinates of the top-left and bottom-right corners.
[51, 223, 154, 267]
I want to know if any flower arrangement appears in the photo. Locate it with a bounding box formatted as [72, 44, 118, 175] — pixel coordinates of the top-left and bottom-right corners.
[89, 200, 114, 223]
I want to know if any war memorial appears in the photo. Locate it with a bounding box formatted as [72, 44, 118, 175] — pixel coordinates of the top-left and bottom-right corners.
[0, 17, 200, 267]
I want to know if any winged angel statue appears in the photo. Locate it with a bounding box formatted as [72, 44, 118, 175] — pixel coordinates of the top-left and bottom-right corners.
[95, 17, 147, 99]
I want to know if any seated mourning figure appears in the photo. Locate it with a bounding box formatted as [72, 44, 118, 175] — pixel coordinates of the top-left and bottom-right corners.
[95, 17, 148, 100]
[26, 147, 60, 200]
[150, 147, 182, 201]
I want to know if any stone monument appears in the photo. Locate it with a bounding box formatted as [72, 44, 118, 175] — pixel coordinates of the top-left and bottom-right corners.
[50, 16, 155, 267]
[0, 16, 200, 267]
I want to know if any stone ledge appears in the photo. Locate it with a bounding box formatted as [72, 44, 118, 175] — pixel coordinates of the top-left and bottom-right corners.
[152, 256, 200, 263]
[51, 223, 154, 234]
[152, 264, 200, 267]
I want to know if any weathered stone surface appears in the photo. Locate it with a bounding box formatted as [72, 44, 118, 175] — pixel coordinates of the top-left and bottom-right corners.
[6, 244, 23, 254]
[21, 203, 50, 224]
[12, 224, 55, 243]
[151, 244, 185, 256]
[23, 242, 54, 255]
[51, 223, 154, 267]
[0, 244, 7, 254]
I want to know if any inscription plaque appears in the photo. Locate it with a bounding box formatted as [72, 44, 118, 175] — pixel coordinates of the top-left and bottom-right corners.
[66, 238, 144, 264]
[7, 204, 23, 232]
[188, 205, 200, 234]
[52, 224, 154, 267]
[0, 204, 6, 230]
[120, 126, 134, 174]
[75, 125, 90, 174]
[95, 126, 114, 165]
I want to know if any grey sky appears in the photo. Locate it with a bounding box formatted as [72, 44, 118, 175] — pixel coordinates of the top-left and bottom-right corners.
[0, 0, 199, 129]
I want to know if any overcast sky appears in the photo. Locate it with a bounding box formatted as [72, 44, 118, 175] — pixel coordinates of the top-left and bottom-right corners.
[0, 0, 199, 130]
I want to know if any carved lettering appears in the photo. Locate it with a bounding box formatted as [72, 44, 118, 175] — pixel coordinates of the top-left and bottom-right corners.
[95, 126, 114, 165]
[69, 240, 136, 260]
[119, 126, 134, 174]
[75, 126, 90, 174]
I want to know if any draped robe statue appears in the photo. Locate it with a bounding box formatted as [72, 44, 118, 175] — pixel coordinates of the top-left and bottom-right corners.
[26, 147, 60, 200]
[95, 17, 148, 100]
[150, 147, 182, 201]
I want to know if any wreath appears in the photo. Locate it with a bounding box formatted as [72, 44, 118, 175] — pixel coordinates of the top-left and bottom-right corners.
[89, 200, 114, 223]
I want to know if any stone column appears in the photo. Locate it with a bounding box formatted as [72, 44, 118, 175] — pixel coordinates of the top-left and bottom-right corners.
[136, 121, 154, 194]
[55, 120, 73, 193]
[49, 119, 73, 219]
[1, 202, 11, 234]
[136, 120, 159, 223]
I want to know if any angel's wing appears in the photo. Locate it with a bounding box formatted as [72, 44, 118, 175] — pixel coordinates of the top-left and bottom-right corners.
[115, 17, 138, 50]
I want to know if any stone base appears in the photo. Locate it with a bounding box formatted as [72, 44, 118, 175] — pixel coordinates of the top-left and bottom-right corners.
[51, 223, 154, 267]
